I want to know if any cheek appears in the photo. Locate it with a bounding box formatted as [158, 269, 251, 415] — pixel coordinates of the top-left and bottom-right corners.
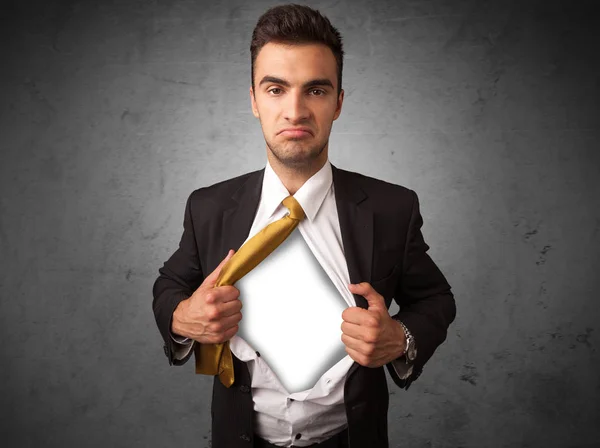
[318, 115, 335, 133]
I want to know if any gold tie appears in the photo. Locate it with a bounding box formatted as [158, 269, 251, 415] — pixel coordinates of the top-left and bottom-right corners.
[194, 195, 306, 387]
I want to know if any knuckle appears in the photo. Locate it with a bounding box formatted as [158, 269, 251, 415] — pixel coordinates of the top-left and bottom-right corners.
[206, 308, 219, 321]
[204, 291, 216, 304]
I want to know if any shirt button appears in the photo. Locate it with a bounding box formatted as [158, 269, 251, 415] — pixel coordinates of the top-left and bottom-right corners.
[295, 433, 302, 440]
[239, 385, 250, 393]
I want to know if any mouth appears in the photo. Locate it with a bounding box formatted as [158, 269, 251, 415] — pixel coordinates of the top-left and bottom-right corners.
[278, 128, 313, 138]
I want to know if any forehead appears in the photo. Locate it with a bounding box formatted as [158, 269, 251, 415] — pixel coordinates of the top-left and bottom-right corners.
[254, 42, 337, 84]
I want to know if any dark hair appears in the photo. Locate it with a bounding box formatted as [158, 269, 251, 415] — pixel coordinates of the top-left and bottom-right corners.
[250, 4, 344, 96]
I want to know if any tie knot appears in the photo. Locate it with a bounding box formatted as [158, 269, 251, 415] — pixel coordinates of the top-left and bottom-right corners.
[282, 196, 305, 221]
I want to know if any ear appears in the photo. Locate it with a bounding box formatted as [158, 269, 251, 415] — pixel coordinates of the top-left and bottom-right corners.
[333, 89, 344, 121]
[250, 86, 259, 119]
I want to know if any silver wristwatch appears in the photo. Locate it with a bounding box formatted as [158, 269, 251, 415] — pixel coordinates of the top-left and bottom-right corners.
[396, 319, 417, 364]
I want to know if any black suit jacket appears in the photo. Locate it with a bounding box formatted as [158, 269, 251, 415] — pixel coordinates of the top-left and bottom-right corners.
[152, 163, 456, 448]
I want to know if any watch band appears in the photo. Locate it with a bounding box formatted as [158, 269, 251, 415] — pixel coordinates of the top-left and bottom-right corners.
[395, 318, 416, 363]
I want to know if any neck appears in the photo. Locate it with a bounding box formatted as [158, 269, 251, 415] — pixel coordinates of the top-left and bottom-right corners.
[267, 152, 328, 196]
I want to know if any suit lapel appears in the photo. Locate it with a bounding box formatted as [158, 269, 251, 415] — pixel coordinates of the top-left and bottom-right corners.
[221, 168, 266, 257]
[331, 163, 374, 311]
[331, 163, 374, 382]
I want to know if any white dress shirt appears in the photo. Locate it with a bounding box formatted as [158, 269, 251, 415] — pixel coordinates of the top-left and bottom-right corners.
[172, 159, 412, 447]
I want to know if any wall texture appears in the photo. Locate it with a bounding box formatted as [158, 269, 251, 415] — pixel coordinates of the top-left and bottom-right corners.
[1, 0, 598, 447]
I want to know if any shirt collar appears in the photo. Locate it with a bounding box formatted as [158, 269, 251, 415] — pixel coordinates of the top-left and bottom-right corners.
[262, 158, 333, 223]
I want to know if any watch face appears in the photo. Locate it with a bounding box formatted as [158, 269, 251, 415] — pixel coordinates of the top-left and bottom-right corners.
[407, 341, 417, 361]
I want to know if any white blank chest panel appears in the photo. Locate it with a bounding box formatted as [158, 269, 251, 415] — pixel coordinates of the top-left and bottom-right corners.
[235, 227, 349, 393]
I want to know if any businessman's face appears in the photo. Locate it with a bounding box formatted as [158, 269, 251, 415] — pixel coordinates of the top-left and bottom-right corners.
[250, 42, 344, 169]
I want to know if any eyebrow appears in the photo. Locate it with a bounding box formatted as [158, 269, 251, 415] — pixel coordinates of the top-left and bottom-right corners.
[258, 76, 334, 90]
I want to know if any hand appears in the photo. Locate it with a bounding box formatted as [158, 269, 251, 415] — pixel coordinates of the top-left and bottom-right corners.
[341, 282, 406, 368]
[171, 249, 243, 344]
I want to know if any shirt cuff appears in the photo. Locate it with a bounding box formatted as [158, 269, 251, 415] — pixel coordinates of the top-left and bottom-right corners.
[169, 330, 195, 361]
[170, 331, 191, 344]
[391, 358, 414, 379]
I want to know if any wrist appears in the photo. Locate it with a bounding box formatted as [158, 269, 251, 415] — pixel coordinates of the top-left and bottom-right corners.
[394, 318, 417, 363]
[171, 298, 190, 339]
[394, 319, 407, 358]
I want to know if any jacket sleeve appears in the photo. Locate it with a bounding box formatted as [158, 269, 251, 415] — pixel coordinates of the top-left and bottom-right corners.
[152, 191, 204, 366]
[387, 189, 456, 389]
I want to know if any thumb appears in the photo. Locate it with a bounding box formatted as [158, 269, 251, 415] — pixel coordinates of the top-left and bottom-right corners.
[205, 249, 236, 287]
[348, 282, 386, 312]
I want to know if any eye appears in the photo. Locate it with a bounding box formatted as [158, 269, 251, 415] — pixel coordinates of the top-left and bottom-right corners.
[310, 89, 325, 96]
[268, 88, 283, 95]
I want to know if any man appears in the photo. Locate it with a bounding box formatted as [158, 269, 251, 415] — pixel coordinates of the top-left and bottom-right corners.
[152, 4, 456, 448]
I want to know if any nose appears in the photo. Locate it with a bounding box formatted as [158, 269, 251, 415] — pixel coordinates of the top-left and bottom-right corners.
[283, 90, 310, 122]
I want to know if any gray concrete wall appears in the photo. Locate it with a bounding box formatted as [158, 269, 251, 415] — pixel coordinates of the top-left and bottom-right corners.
[1, 0, 598, 447]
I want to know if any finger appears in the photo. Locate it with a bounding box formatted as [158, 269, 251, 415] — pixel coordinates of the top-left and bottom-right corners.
[223, 324, 240, 341]
[210, 312, 243, 334]
[348, 282, 386, 312]
[203, 322, 240, 344]
[209, 314, 241, 343]
[341, 306, 376, 327]
[212, 285, 241, 304]
[340, 320, 364, 339]
[341, 332, 361, 351]
[341, 331, 376, 353]
[344, 345, 368, 367]
[217, 297, 243, 317]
